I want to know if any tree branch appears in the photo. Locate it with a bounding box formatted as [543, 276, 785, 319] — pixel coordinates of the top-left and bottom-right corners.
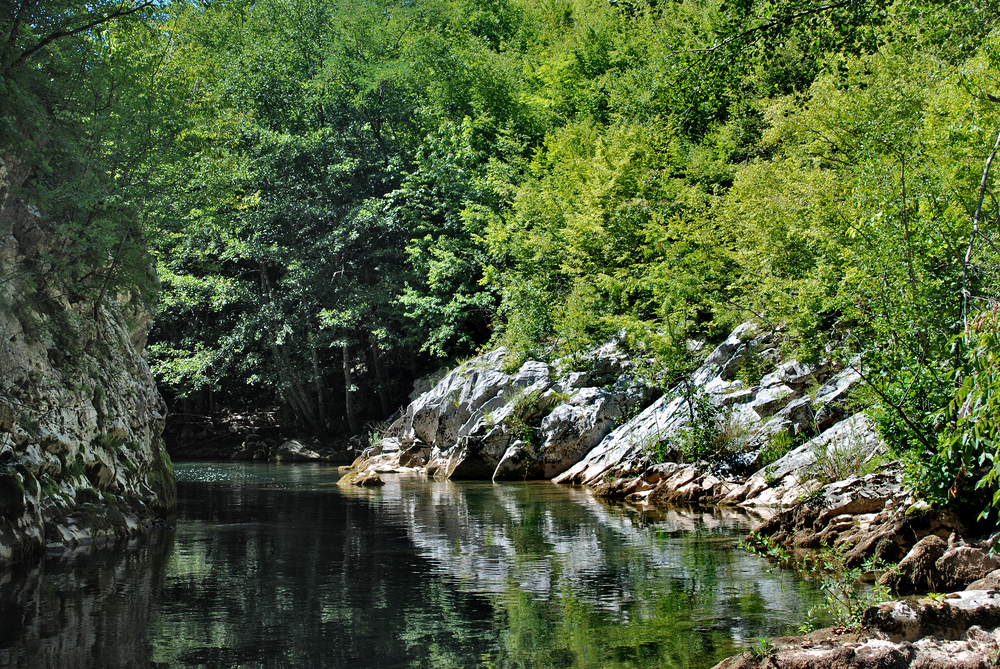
[4, 1, 154, 74]
[686, 0, 854, 54]
[963, 126, 1000, 327]
[846, 355, 933, 450]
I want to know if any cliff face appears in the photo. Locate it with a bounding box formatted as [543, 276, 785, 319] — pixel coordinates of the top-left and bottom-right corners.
[0, 156, 175, 565]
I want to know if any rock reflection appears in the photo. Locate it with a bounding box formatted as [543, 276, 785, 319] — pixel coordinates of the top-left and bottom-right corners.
[0, 537, 172, 669]
[0, 464, 826, 669]
[347, 474, 826, 666]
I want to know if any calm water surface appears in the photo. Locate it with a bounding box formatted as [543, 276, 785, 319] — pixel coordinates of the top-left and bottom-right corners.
[0, 462, 827, 668]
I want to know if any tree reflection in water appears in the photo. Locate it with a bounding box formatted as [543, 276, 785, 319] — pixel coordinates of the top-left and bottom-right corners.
[0, 463, 826, 668]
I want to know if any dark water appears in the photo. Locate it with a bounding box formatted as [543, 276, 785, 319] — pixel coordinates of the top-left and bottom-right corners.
[0, 462, 827, 668]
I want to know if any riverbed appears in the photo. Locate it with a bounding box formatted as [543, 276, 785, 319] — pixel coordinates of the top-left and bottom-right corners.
[0, 462, 827, 668]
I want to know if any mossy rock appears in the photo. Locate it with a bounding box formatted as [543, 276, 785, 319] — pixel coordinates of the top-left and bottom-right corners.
[75, 487, 102, 505]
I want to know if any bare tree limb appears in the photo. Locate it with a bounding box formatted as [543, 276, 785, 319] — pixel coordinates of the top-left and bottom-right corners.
[963, 126, 1000, 327]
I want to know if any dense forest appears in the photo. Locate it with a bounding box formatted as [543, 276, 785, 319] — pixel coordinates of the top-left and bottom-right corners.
[2, 0, 1000, 510]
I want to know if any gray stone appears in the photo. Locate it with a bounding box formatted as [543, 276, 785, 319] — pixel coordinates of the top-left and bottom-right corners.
[275, 440, 322, 461]
[492, 440, 532, 481]
[776, 397, 815, 436]
[751, 384, 796, 418]
[936, 546, 1000, 591]
[777, 359, 822, 386]
[0, 156, 174, 566]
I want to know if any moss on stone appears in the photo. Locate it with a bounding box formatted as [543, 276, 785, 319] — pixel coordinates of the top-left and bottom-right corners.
[65, 455, 86, 478]
[75, 487, 101, 505]
[145, 441, 176, 511]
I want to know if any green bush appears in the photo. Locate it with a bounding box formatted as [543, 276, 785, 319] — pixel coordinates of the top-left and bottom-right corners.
[934, 308, 1000, 517]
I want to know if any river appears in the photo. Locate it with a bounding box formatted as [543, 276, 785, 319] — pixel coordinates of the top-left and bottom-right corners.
[0, 462, 827, 668]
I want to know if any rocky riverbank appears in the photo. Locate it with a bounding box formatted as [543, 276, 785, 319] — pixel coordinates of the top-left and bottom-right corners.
[352, 321, 872, 491]
[342, 320, 998, 667]
[713, 590, 1000, 668]
[0, 156, 175, 565]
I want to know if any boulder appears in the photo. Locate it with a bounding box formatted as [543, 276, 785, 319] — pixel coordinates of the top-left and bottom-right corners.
[338, 468, 385, 486]
[520, 377, 656, 480]
[777, 359, 824, 387]
[880, 535, 948, 594]
[712, 592, 1000, 669]
[492, 440, 533, 481]
[968, 569, 1000, 591]
[936, 545, 1000, 591]
[863, 591, 1000, 642]
[750, 383, 796, 418]
[275, 440, 322, 461]
[812, 368, 861, 431]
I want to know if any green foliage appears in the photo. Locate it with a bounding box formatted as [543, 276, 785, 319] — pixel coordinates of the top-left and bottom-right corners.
[933, 308, 1000, 516]
[814, 552, 896, 631]
[736, 346, 770, 387]
[808, 437, 885, 485]
[505, 387, 546, 444]
[747, 636, 776, 659]
[10, 0, 1000, 480]
[644, 390, 752, 464]
[743, 533, 897, 632]
[760, 431, 795, 470]
[1, 0, 185, 311]
[678, 392, 726, 463]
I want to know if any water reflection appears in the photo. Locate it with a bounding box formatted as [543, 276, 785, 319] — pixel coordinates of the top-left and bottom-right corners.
[0, 463, 826, 668]
[0, 537, 172, 669]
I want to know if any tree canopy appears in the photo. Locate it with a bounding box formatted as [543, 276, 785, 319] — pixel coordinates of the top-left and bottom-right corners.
[5, 0, 1000, 510]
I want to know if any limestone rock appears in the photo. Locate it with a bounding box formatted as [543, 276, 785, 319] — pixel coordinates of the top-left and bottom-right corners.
[338, 468, 385, 486]
[275, 440, 322, 461]
[777, 359, 824, 387]
[812, 367, 861, 431]
[492, 440, 532, 481]
[0, 156, 175, 565]
[880, 535, 948, 594]
[751, 383, 796, 418]
[713, 592, 1000, 669]
[863, 591, 1000, 642]
[968, 569, 1000, 591]
[936, 546, 1000, 591]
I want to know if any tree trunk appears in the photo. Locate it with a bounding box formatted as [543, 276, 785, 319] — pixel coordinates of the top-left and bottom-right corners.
[311, 344, 326, 429]
[272, 343, 322, 433]
[343, 344, 360, 435]
[371, 343, 390, 416]
[258, 262, 322, 433]
[407, 343, 418, 381]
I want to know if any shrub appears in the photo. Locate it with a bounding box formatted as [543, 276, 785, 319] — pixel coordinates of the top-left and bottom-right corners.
[759, 430, 795, 468]
[813, 551, 896, 631]
[934, 307, 1000, 518]
[808, 435, 883, 484]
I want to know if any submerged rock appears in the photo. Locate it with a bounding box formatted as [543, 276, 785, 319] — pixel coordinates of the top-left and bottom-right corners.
[338, 468, 385, 486]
